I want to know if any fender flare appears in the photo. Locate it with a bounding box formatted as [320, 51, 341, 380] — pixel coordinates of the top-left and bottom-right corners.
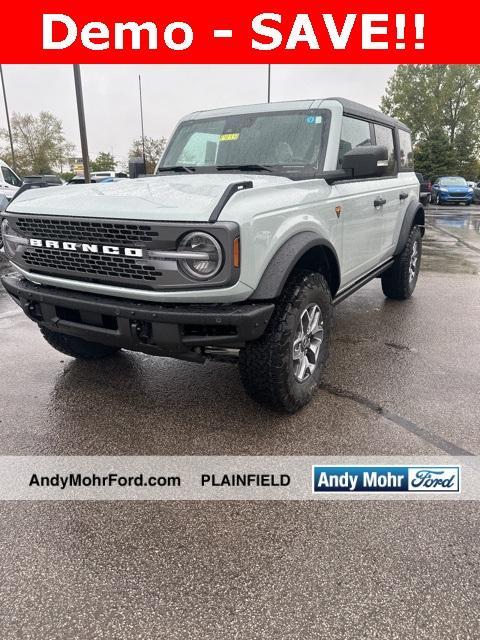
[395, 200, 425, 255]
[249, 232, 341, 300]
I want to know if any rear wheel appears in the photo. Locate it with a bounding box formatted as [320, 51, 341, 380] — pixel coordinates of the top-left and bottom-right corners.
[40, 327, 120, 359]
[381, 226, 422, 300]
[239, 270, 333, 413]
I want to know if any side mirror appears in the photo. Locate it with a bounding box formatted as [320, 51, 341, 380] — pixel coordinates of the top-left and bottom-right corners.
[342, 145, 389, 179]
[129, 157, 147, 178]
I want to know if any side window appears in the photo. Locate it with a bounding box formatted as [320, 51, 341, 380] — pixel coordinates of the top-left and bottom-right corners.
[398, 129, 414, 169]
[374, 124, 396, 176]
[337, 116, 372, 168]
[2, 166, 22, 187]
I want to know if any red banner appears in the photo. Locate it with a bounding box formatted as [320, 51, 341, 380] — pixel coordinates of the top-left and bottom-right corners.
[0, 0, 476, 63]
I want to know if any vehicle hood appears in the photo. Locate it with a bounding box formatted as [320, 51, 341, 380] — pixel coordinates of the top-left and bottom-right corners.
[7, 174, 292, 222]
[442, 185, 471, 193]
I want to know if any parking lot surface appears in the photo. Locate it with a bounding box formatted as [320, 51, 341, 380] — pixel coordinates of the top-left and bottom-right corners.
[1, 204, 479, 638]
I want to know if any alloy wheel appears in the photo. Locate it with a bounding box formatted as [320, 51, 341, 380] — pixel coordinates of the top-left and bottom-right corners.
[292, 303, 324, 383]
[409, 240, 419, 283]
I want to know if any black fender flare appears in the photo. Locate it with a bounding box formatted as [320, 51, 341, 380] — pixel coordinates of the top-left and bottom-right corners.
[249, 231, 340, 300]
[395, 200, 425, 256]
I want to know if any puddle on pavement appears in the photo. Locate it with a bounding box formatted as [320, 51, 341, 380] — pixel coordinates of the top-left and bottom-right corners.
[423, 205, 480, 275]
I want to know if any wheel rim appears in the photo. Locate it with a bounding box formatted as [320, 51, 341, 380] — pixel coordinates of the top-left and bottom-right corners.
[409, 240, 419, 283]
[292, 303, 324, 383]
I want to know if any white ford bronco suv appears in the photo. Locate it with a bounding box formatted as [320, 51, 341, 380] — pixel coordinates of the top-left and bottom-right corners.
[1, 98, 424, 413]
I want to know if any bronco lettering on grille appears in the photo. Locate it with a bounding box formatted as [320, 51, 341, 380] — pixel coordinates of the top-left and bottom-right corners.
[28, 238, 144, 257]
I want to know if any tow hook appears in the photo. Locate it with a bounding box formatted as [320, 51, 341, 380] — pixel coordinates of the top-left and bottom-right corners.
[130, 319, 152, 343]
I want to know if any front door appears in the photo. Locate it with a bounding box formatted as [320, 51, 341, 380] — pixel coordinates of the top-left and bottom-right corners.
[332, 180, 384, 286]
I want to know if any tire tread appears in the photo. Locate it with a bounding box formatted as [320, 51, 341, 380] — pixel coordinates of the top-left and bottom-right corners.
[239, 270, 332, 413]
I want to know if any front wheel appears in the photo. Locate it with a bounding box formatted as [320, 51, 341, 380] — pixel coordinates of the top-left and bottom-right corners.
[239, 271, 333, 413]
[381, 226, 422, 300]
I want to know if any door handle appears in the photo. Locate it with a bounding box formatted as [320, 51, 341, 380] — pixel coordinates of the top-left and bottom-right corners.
[374, 197, 387, 207]
[399, 192, 409, 200]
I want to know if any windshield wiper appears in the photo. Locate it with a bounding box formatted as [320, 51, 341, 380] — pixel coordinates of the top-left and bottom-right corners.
[156, 166, 196, 174]
[215, 164, 273, 173]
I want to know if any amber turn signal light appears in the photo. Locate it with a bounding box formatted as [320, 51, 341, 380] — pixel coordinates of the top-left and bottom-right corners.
[233, 237, 240, 268]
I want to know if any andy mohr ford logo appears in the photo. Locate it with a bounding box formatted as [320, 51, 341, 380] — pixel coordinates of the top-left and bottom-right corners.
[28, 238, 144, 257]
[312, 465, 461, 493]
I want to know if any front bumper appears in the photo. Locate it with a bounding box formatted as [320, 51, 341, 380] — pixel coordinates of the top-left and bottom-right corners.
[2, 273, 274, 361]
[437, 193, 473, 203]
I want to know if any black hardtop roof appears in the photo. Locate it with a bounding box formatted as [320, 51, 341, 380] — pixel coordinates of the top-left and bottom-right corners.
[328, 97, 411, 132]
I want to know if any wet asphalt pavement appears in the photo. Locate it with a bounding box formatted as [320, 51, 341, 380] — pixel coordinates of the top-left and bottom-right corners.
[1, 205, 479, 638]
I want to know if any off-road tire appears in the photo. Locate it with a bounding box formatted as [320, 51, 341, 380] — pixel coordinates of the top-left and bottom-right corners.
[381, 225, 422, 300]
[239, 270, 333, 413]
[40, 327, 120, 359]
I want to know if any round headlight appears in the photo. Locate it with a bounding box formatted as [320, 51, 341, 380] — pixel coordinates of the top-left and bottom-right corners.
[1, 218, 28, 258]
[178, 232, 223, 280]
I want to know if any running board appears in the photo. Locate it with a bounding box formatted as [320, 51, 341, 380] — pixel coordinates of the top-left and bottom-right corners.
[333, 259, 394, 305]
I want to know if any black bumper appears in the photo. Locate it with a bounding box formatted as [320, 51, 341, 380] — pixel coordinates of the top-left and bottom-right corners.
[2, 274, 274, 361]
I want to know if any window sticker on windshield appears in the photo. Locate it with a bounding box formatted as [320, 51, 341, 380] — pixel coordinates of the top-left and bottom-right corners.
[220, 133, 240, 141]
[306, 115, 322, 125]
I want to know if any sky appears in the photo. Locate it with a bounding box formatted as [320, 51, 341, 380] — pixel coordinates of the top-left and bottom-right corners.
[1, 64, 396, 165]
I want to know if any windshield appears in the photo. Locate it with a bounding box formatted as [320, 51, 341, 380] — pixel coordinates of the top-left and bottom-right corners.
[439, 177, 467, 186]
[159, 110, 329, 177]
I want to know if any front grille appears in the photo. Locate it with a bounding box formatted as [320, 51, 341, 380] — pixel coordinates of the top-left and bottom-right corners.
[6, 213, 238, 291]
[23, 247, 161, 284]
[15, 217, 159, 246]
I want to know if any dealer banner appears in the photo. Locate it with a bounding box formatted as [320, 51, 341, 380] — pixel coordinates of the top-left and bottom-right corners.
[1, 457, 479, 500]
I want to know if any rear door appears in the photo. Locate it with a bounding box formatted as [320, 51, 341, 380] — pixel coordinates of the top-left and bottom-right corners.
[372, 123, 405, 256]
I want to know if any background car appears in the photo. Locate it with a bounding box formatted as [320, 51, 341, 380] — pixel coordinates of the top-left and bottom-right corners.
[415, 172, 432, 205]
[90, 171, 128, 180]
[472, 181, 480, 203]
[0, 192, 8, 250]
[430, 176, 473, 205]
[67, 175, 100, 184]
[0, 159, 22, 201]
[23, 175, 64, 186]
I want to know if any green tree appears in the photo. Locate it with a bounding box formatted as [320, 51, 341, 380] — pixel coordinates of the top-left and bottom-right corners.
[129, 136, 167, 174]
[91, 151, 116, 172]
[381, 65, 480, 178]
[414, 128, 456, 181]
[0, 111, 74, 176]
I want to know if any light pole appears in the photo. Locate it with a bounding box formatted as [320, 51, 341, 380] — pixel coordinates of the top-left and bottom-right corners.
[73, 65, 90, 183]
[0, 65, 16, 172]
[139, 74, 146, 167]
[267, 65, 271, 103]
